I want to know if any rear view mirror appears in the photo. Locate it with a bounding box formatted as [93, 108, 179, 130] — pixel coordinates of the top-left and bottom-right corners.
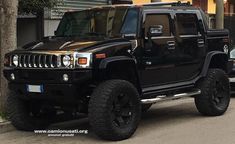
[148, 25, 163, 37]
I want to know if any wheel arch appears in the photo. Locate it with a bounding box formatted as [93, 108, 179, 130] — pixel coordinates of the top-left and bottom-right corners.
[98, 56, 142, 93]
[201, 51, 230, 77]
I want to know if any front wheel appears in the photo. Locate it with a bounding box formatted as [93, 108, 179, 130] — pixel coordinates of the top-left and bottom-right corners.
[195, 69, 230, 116]
[6, 91, 52, 131]
[88, 80, 141, 141]
[141, 104, 152, 112]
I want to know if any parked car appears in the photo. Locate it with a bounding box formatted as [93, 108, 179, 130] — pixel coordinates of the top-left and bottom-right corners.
[229, 49, 235, 92]
[3, 1, 233, 141]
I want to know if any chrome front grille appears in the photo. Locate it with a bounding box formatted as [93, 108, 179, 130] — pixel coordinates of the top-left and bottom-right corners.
[16, 54, 58, 68]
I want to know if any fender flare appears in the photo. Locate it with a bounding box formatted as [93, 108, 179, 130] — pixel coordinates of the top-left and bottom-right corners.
[200, 51, 229, 77]
[99, 56, 136, 69]
[99, 56, 141, 93]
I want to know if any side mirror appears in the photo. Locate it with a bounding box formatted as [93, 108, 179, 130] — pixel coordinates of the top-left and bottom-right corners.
[148, 25, 163, 38]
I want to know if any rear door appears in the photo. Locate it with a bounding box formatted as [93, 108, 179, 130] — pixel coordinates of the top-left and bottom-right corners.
[173, 11, 206, 82]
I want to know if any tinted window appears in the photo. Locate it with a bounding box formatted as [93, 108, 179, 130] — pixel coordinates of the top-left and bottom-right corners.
[145, 14, 171, 36]
[121, 9, 138, 34]
[176, 14, 199, 35]
[56, 7, 139, 38]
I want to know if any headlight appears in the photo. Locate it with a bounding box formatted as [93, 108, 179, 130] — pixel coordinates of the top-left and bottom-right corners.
[62, 55, 71, 67]
[12, 55, 19, 66]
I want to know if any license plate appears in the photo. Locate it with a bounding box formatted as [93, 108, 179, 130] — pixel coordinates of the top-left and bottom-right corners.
[27, 85, 43, 93]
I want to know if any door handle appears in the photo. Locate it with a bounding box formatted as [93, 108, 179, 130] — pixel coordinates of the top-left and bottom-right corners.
[167, 41, 175, 50]
[197, 39, 205, 48]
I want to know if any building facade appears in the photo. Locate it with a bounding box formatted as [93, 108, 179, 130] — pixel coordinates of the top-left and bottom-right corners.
[44, 0, 109, 37]
[18, 0, 109, 47]
[17, 0, 235, 50]
[224, 0, 235, 49]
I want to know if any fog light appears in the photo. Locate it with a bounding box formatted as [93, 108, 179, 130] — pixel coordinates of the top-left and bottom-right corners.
[63, 74, 69, 82]
[10, 73, 15, 80]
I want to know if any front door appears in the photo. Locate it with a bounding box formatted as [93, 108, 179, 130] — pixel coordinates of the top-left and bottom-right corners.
[140, 11, 177, 88]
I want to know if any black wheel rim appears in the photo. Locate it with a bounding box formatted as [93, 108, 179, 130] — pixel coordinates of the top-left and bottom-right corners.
[212, 80, 228, 108]
[111, 93, 133, 128]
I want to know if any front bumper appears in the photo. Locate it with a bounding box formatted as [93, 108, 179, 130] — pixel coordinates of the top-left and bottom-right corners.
[8, 83, 79, 103]
[3, 68, 92, 84]
[3, 68, 92, 103]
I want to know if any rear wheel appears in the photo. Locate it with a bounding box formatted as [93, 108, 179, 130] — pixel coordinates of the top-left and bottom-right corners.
[195, 69, 230, 116]
[89, 80, 141, 141]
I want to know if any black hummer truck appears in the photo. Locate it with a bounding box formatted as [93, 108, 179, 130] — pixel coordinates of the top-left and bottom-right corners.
[3, 2, 232, 141]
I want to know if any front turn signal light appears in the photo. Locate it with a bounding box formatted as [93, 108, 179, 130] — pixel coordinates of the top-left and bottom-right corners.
[95, 53, 106, 59]
[78, 57, 88, 65]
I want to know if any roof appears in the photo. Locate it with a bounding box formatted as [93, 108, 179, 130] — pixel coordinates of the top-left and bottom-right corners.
[94, 1, 196, 10]
[65, 1, 198, 14]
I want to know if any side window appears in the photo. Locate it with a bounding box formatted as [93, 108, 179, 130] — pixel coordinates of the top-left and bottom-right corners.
[145, 14, 171, 37]
[176, 14, 199, 35]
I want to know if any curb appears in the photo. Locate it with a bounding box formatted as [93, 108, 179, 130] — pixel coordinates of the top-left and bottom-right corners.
[0, 121, 15, 134]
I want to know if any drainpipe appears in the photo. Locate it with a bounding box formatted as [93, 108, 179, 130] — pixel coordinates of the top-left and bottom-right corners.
[215, 0, 224, 29]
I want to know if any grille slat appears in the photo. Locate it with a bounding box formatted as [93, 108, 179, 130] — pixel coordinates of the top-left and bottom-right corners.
[19, 55, 22, 67]
[39, 55, 43, 68]
[12, 54, 58, 69]
[32, 55, 36, 68]
[44, 55, 48, 68]
[28, 55, 32, 68]
[23, 55, 27, 67]
[50, 55, 54, 68]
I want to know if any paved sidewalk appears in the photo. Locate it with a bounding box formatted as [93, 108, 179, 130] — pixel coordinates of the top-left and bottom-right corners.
[0, 116, 4, 123]
[1, 98, 235, 144]
[0, 115, 14, 134]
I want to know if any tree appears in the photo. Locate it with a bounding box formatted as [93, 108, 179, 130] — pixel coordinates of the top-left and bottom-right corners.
[18, 0, 61, 14]
[0, 0, 18, 112]
[0, 0, 61, 113]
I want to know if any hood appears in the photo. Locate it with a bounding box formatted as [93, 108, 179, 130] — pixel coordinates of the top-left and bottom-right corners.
[20, 36, 132, 53]
[21, 37, 100, 51]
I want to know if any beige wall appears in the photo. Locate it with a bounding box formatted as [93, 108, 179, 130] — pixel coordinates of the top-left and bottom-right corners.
[160, 0, 216, 14]
[160, 0, 192, 3]
[208, 0, 216, 14]
[133, 0, 151, 4]
[133, 0, 216, 14]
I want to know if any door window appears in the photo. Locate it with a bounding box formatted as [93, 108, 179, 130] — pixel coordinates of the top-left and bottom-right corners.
[144, 14, 171, 37]
[175, 13, 202, 62]
[144, 13, 174, 64]
[176, 14, 199, 35]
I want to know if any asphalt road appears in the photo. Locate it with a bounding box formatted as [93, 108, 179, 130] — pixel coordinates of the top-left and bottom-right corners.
[1, 97, 235, 144]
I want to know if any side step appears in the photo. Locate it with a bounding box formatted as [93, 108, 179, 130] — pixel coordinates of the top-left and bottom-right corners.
[141, 89, 201, 104]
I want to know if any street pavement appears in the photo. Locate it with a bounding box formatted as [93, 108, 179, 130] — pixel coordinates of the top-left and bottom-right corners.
[1, 97, 235, 144]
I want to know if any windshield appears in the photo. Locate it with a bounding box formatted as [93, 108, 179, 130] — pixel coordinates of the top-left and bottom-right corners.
[55, 7, 139, 38]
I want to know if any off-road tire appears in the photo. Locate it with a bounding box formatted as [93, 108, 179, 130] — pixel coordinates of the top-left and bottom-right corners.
[89, 80, 141, 141]
[6, 91, 51, 131]
[195, 69, 230, 116]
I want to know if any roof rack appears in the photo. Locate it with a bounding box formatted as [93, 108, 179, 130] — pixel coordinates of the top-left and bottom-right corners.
[143, 1, 191, 7]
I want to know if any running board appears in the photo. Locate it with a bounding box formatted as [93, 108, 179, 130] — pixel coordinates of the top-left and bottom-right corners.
[141, 89, 201, 104]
